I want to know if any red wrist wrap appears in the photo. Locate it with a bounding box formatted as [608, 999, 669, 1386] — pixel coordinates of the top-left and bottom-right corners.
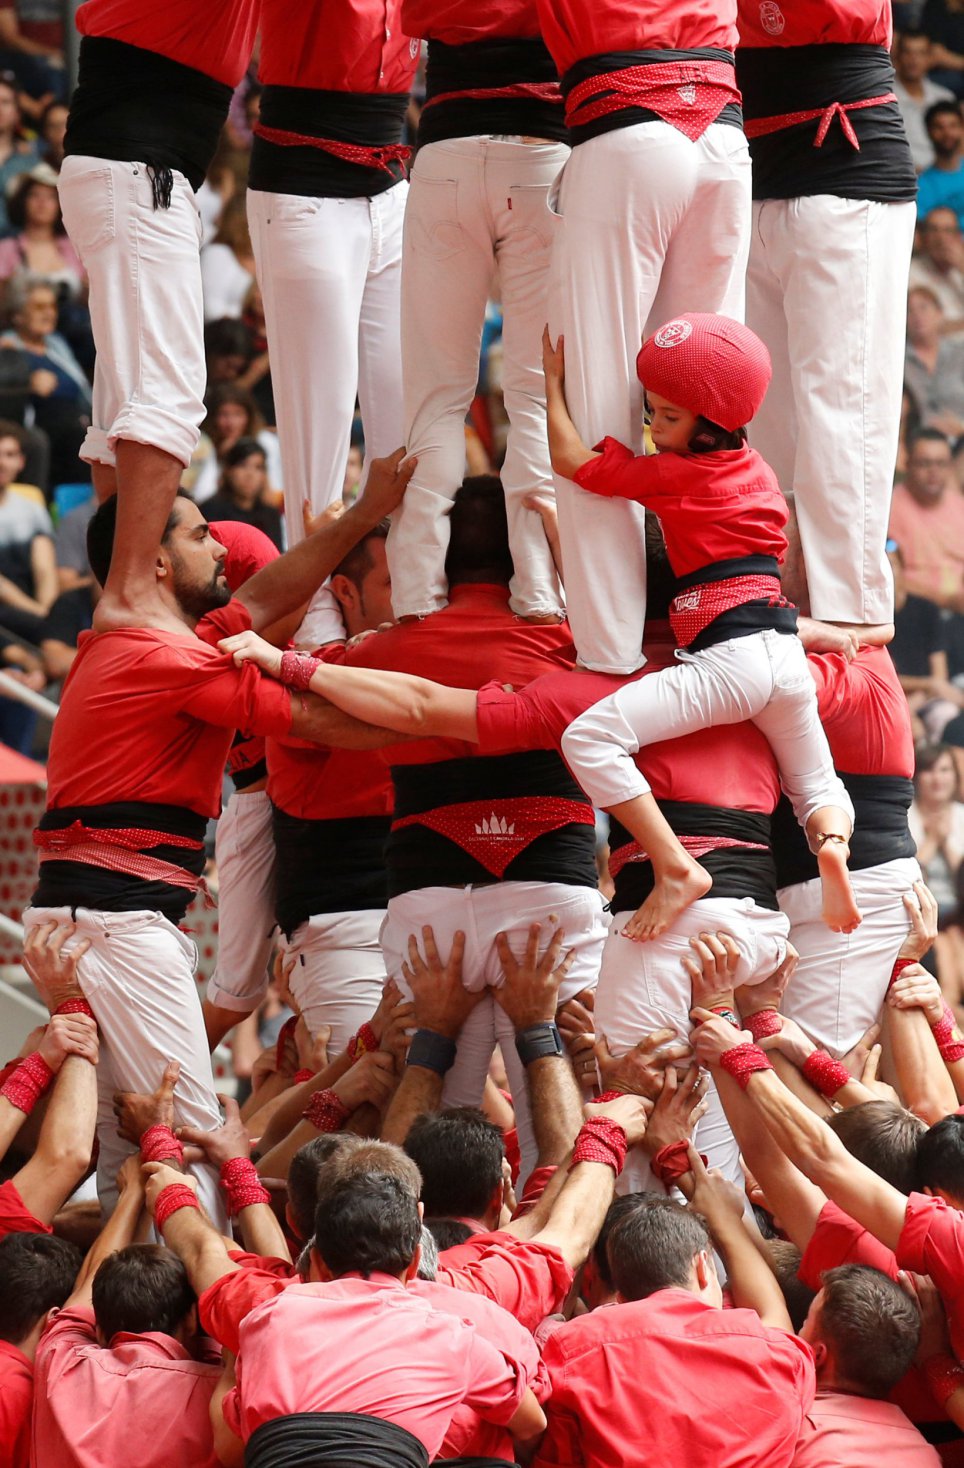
[651, 1140, 706, 1188]
[280, 649, 322, 692]
[275, 1015, 298, 1070]
[293, 1068, 314, 1085]
[718, 1043, 773, 1090]
[303, 1088, 351, 1133]
[801, 1049, 851, 1099]
[888, 956, 917, 990]
[570, 1118, 628, 1176]
[219, 1156, 271, 1215]
[931, 1003, 964, 1064]
[347, 1022, 378, 1062]
[594, 1089, 623, 1103]
[745, 1009, 782, 1041]
[710, 1005, 740, 1029]
[0, 1052, 54, 1115]
[924, 1353, 964, 1409]
[154, 1183, 201, 1232]
[54, 998, 95, 1020]
[140, 1124, 184, 1166]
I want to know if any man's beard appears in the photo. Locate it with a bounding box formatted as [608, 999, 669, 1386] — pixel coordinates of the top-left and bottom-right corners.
[172, 558, 232, 621]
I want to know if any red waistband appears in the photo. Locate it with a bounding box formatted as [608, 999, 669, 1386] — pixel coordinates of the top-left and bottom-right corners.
[253, 122, 410, 175]
[565, 59, 739, 142]
[392, 796, 593, 879]
[609, 833, 769, 880]
[34, 821, 204, 854]
[744, 92, 896, 150]
[669, 573, 790, 647]
[422, 80, 562, 113]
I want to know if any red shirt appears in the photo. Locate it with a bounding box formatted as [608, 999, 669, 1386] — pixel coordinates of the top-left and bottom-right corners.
[476, 649, 781, 814]
[401, 0, 541, 44]
[45, 602, 292, 821]
[896, 1194, 964, 1362]
[32, 1305, 221, 1468]
[0, 1180, 50, 1243]
[345, 583, 577, 766]
[736, 0, 891, 50]
[74, 0, 259, 87]
[574, 441, 788, 580]
[535, 1287, 814, 1467]
[537, 0, 738, 77]
[436, 1237, 574, 1334]
[0, 1340, 32, 1468]
[792, 1391, 939, 1468]
[258, 0, 418, 95]
[222, 1274, 527, 1454]
[808, 647, 914, 779]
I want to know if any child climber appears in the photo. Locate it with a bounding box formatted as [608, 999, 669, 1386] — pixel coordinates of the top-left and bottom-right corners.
[544, 313, 860, 943]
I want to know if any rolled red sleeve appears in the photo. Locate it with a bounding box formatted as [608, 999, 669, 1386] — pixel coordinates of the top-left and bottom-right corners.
[198, 1268, 287, 1357]
[0, 1179, 51, 1242]
[896, 1192, 964, 1356]
[798, 1200, 899, 1292]
[439, 1239, 574, 1334]
[572, 437, 644, 500]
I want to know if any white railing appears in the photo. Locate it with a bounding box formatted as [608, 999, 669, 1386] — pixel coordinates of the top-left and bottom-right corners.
[0, 671, 58, 722]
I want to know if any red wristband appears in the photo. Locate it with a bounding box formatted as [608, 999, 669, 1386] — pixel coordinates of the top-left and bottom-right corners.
[154, 1182, 201, 1232]
[710, 1005, 740, 1029]
[280, 649, 322, 692]
[140, 1124, 184, 1166]
[718, 1043, 773, 1090]
[924, 1353, 964, 1409]
[0, 1052, 55, 1115]
[293, 1068, 314, 1085]
[745, 1009, 782, 1041]
[888, 956, 917, 990]
[303, 1088, 351, 1133]
[801, 1049, 851, 1099]
[931, 1003, 964, 1064]
[651, 1140, 706, 1189]
[54, 997, 95, 1020]
[347, 1022, 378, 1062]
[219, 1156, 271, 1216]
[275, 1015, 298, 1071]
[571, 1117, 628, 1176]
[594, 1089, 623, 1103]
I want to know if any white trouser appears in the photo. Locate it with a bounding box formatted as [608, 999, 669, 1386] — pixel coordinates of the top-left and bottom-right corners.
[389, 136, 569, 620]
[381, 881, 607, 1180]
[546, 121, 752, 673]
[248, 183, 408, 647]
[779, 856, 922, 1056]
[746, 196, 916, 626]
[23, 906, 226, 1228]
[58, 155, 205, 469]
[596, 897, 790, 1192]
[562, 629, 854, 834]
[206, 789, 276, 1015]
[278, 910, 388, 1057]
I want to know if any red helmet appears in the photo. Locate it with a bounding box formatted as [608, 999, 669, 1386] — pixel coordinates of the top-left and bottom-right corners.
[636, 313, 772, 433]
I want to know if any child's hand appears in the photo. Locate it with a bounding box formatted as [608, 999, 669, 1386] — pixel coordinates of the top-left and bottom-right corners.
[542, 326, 565, 390]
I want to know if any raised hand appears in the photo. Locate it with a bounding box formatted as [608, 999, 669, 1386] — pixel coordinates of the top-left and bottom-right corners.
[218, 629, 284, 678]
[595, 1029, 693, 1102]
[641, 1065, 709, 1158]
[401, 926, 481, 1039]
[178, 1094, 251, 1168]
[22, 920, 91, 1012]
[37, 1012, 99, 1070]
[112, 1060, 180, 1144]
[493, 923, 574, 1028]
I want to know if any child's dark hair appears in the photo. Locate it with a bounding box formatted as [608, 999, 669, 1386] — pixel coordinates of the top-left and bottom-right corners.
[687, 417, 747, 454]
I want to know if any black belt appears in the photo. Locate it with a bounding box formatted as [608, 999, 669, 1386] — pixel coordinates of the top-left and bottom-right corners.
[245, 1412, 429, 1468]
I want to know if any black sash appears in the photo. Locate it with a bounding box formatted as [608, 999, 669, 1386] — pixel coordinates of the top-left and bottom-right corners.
[245, 1412, 428, 1468]
[561, 48, 742, 147]
[250, 88, 409, 198]
[419, 36, 567, 148]
[610, 801, 777, 913]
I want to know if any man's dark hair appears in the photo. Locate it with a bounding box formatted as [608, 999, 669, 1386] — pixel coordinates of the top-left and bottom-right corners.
[827, 1101, 925, 1194]
[0, 418, 26, 452]
[591, 1194, 648, 1293]
[926, 99, 964, 133]
[897, 27, 929, 47]
[91, 1244, 195, 1342]
[909, 426, 952, 455]
[86, 490, 192, 588]
[404, 1107, 504, 1220]
[815, 1265, 920, 1398]
[915, 1113, 964, 1199]
[426, 1217, 474, 1252]
[331, 520, 389, 588]
[767, 1240, 816, 1333]
[0, 1233, 81, 1344]
[608, 1196, 711, 1301]
[287, 1134, 364, 1241]
[444, 475, 514, 587]
[313, 1172, 421, 1278]
[203, 317, 252, 365]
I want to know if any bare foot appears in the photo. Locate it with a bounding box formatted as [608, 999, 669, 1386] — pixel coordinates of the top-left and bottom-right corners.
[622, 861, 712, 943]
[92, 590, 187, 636]
[828, 621, 895, 648]
[817, 840, 862, 934]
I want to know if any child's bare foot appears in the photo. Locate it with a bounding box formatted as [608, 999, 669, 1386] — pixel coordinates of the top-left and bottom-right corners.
[622, 861, 712, 943]
[816, 836, 861, 934]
